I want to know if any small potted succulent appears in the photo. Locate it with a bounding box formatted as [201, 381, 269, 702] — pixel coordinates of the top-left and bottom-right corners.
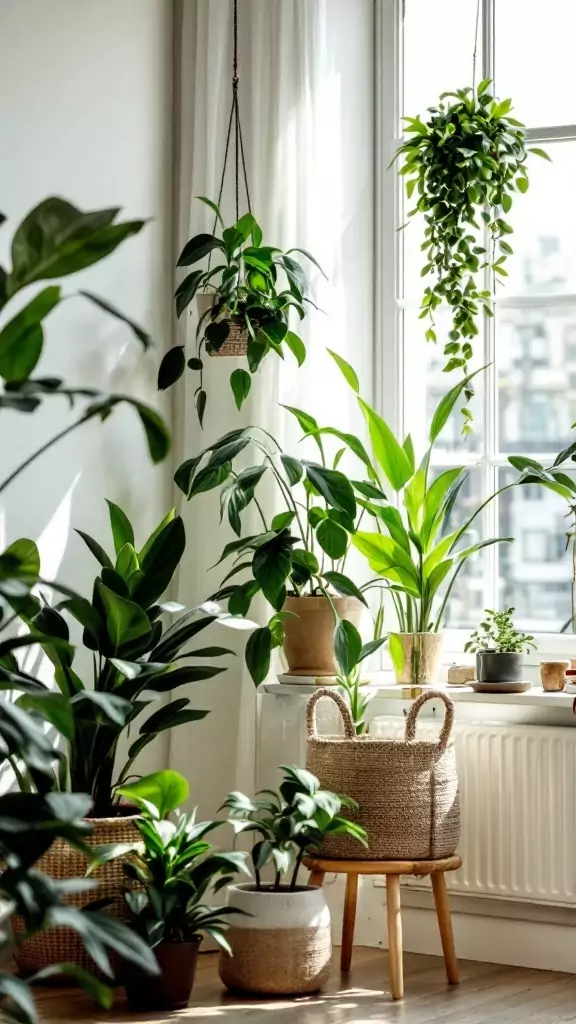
[218, 765, 366, 996]
[92, 770, 249, 1012]
[159, 197, 324, 423]
[465, 608, 536, 685]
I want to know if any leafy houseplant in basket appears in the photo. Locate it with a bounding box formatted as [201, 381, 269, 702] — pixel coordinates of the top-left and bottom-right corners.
[219, 765, 366, 995]
[396, 81, 548, 417]
[9, 501, 249, 974]
[465, 608, 536, 689]
[174, 388, 385, 684]
[91, 770, 249, 1011]
[158, 197, 324, 423]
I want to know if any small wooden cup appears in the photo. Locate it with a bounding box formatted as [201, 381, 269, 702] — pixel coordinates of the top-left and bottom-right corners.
[540, 661, 570, 692]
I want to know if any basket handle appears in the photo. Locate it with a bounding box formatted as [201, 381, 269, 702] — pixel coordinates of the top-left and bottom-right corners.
[404, 690, 455, 752]
[306, 687, 357, 740]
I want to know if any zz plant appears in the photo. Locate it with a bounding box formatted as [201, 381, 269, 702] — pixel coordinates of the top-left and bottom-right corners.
[397, 81, 549, 418]
[222, 765, 366, 891]
[5, 503, 245, 816]
[159, 197, 323, 422]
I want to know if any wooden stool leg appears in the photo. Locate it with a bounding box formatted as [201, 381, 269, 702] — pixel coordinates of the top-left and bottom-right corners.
[385, 874, 403, 1000]
[341, 873, 358, 972]
[308, 868, 325, 888]
[432, 871, 459, 985]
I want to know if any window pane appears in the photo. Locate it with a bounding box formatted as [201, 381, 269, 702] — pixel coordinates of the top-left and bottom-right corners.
[432, 467, 486, 629]
[503, 142, 576, 297]
[497, 304, 576, 453]
[404, 309, 484, 455]
[403, 0, 480, 119]
[496, 0, 576, 127]
[498, 468, 572, 633]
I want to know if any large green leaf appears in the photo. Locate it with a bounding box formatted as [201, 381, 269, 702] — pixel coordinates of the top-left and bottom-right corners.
[105, 501, 134, 556]
[252, 533, 293, 610]
[8, 197, 145, 293]
[358, 398, 412, 491]
[326, 348, 360, 392]
[316, 518, 348, 559]
[420, 468, 466, 549]
[352, 532, 420, 596]
[174, 270, 204, 317]
[333, 618, 362, 676]
[75, 529, 114, 570]
[0, 286, 60, 381]
[321, 571, 368, 606]
[157, 346, 186, 390]
[428, 366, 485, 444]
[177, 233, 222, 267]
[132, 516, 186, 608]
[96, 582, 151, 651]
[304, 464, 356, 518]
[118, 769, 189, 818]
[245, 627, 272, 685]
[16, 691, 74, 740]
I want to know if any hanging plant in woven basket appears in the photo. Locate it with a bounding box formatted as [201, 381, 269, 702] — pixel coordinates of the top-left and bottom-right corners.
[160, 0, 324, 425]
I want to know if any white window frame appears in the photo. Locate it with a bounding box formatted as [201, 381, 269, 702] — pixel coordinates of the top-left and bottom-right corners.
[375, 0, 576, 659]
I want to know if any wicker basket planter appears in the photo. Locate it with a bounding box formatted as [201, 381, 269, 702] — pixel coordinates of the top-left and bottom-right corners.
[219, 883, 331, 995]
[282, 596, 366, 676]
[197, 294, 248, 357]
[13, 812, 139, 976]
[306, 688, 460, 860]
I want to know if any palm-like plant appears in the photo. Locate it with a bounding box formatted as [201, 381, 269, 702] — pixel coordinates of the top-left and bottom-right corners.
[5, 503, 247, 816]
[222, 765, 367, 891]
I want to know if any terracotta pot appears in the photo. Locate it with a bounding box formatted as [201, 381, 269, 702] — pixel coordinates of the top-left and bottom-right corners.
[389, 632, 444, 684]
[123, 938, 201, 1011]
[13, 810, 139, 976]
[219, 884, 331, 995]
[282, 596, 366, 676]
[197, 293, 248, 357]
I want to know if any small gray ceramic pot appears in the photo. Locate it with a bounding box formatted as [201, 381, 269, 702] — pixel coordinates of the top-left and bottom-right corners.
[476, 650, 523, 683]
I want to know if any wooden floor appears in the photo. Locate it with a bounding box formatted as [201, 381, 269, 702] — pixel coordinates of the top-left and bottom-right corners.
[33, 947, 576, 1023]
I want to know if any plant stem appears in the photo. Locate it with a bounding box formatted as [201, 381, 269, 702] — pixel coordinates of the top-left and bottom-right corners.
[273, 871, 281, 891]
[290, 850, 304, 891]
[0, 412, 92, 496]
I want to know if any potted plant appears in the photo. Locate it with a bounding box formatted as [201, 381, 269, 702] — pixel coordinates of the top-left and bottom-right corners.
[396, 81, 547, 413]
[173, 391, 377, 683]
[219, 765, 366, 995]
[92, 770, 249, 1011]
[9, 500, 251, 972]
[158, 197, 324, 423]
[465, 607, 536, 685]
[316, 352, 512, 684]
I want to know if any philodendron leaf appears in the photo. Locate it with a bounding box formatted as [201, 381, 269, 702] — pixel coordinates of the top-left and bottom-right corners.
[322, 571, 368, 607]
[177, 233, 222, 267]
[245, 626, 272, 686]
[174, 270, 204, 317]
[157, 346, 186, 390]
[333, 618, 362, 676]
[316, 518, 348, 559]
[96, 582, 151, 651]
[304, 464, 356, 519]
[118, 769, 189, 818]
[230, 368, 252, 410]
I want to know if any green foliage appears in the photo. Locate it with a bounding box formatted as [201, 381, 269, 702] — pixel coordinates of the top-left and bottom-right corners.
[222, 765, 366, 891]
[161, 198, 324, 421]
[465, 607, 536, 654]
[92, 770, 249, 952]
[332, 616, 387, 735]
[396, 83, 547, 418]
[173, 413, 375, 686]
[8, 503, 243, 816]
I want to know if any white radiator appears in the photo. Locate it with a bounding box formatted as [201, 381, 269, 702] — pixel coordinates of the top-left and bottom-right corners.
[372, 716, 576, 907]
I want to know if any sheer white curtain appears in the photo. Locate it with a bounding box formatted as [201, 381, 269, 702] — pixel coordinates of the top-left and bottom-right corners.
[169, 0, 375, 813]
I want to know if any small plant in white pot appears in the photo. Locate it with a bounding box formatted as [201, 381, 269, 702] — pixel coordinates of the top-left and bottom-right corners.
[465, 608, 536, 688]
[219, 765, 366, 995]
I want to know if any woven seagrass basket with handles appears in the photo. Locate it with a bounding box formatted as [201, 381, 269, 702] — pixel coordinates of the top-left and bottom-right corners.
[306, 688, 460, 860]
[197, 294, 248, 357]
[13, 812, 139, 977]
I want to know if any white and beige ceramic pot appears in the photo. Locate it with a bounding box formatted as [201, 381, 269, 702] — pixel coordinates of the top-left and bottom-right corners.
[282, 595, 366, 676]
[390, 631, 444, 685]
[218, 883, 331, 995]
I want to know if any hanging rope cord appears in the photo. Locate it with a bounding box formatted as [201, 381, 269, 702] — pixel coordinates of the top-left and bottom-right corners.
[211, 0, 252, 238]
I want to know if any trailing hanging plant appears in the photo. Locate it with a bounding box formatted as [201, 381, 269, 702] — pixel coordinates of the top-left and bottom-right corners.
[159, 198, 324, 424]
[396, 80, 549, 425]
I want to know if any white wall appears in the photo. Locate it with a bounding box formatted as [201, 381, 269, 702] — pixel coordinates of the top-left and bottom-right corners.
[0, 0, 174, 774]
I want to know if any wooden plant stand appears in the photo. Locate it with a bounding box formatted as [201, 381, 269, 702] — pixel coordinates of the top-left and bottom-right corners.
[304, 854, 462, 1000]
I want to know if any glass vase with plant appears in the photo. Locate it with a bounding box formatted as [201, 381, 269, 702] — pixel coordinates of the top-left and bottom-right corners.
[91, 770, 249, 1011]
[158, 198, 324, 423]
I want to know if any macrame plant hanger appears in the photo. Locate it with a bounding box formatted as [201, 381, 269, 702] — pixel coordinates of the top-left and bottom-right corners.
[212, 0, 252, 233]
